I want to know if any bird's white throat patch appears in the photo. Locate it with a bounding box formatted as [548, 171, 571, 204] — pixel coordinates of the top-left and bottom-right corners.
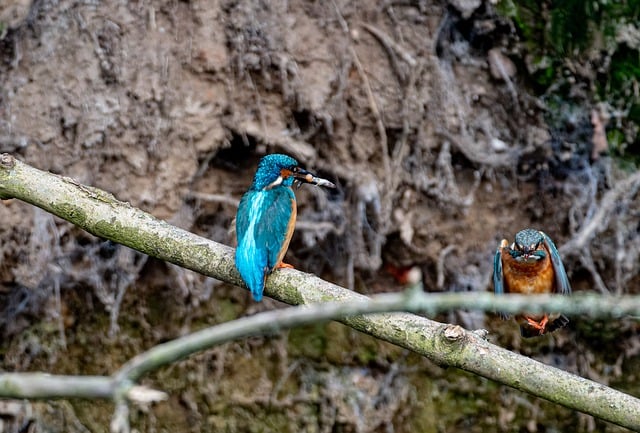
[265, 175, 284, 190]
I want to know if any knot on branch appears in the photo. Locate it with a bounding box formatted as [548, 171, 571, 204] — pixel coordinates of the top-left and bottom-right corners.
[431, 324, 470, 366]
[443, 324, 465, 342]
[0, 153, 15, 169]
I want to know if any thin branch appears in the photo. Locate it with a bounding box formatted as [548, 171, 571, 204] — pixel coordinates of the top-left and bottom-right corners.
[113, 290, 419, 384]
[1, 153, 640, 431]
[0, 290, 639, 431]
[0, 374, 113, 399]
[112, 291, 640, 385]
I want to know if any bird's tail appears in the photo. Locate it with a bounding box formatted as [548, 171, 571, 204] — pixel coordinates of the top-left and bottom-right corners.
[235, 248, 268, 301]
[546, 314, 570, 333]
[241, 265, 268, 302]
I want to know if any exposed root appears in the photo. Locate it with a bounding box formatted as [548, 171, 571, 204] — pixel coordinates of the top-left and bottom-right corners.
[437, 244, 457, 290]
[435, 129, 516, 169]
[561, 170, 640, 253]
[560, 169, 640, 294]
[361, 23, 416, 84]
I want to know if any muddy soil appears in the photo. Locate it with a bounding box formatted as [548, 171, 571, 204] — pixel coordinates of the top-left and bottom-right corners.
[0, 0, 638, 432]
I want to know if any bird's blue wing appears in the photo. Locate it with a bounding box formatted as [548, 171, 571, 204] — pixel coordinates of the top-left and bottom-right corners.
[255, 188, 295, 270]
[540, 231, 571, 295]
[235, 192, 251, 241]
[234, 188, 295, 302]
[493, 247, 504, 295]
[493, 245, 510, 319]
[235, 191, 269, 301]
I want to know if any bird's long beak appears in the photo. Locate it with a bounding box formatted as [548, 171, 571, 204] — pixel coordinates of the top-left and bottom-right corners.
[520, 247, 541, 263]
[293, 168, 336, 188]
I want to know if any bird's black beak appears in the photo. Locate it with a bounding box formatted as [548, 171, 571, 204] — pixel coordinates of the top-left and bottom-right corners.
[293, 168, 336, 189]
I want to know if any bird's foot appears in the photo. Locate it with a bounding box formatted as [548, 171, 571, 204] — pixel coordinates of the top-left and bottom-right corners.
[276, 262, 294, 269]
[525, 315, 549, 335]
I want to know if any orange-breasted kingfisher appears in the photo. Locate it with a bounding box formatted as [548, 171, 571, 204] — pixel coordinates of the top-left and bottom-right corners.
[493, 228, 572, 337]
[235, 154, 335, 301]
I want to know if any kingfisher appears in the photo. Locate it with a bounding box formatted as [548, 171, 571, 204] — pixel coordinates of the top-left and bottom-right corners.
[493, 228, 571, 337]
[235, 154, 335, 301]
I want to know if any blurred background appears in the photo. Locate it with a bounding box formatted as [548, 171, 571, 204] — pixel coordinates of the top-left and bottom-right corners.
[0, 0, 638, 431]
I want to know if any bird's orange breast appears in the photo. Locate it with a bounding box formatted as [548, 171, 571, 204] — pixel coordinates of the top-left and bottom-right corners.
[500, 248, 555, 295]
[274, 195, 297, 268]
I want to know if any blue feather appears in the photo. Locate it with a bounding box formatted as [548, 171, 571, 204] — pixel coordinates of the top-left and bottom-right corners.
[250, 154, 298, 190]
[236, 189, 295, 301]
[493, 247, 504, 296]
[235, 155, 299, 301]
[257, 189, 295, 270]
[235, 191, 269, 301]
[493, 244, 510, 319]
[540, 231, 572, 295]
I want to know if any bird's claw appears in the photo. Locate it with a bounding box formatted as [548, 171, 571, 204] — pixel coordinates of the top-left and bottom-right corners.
[525, 315, 549, 334]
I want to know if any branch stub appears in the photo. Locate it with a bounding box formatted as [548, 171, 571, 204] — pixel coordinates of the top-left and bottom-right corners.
[0, 153, 15, 169]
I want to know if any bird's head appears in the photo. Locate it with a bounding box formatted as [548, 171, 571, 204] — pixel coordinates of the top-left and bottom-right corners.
[251, 154, 335, 191]
[509, 228, 546, 262]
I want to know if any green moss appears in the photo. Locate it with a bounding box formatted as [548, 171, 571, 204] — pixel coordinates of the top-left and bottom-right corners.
[216, 298, 242, 322]
[496, 0, 640, 165]
[548, 0, 595, 54]
[287, 324, 327, 359]
[287, 321, 406, 365]
[403, 375, 438, 433]
[496, 0, 544, 46]
[51, 202, 87, 227]
[92, 219, 127, 242]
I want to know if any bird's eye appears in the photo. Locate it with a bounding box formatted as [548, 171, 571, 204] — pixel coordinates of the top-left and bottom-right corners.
[291, 166, 300, 173]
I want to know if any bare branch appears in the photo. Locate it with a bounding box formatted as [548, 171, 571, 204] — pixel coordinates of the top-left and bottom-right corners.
[0, 291, 639, 431]
[0, 374, 113, 399]
[112, 290, 640, 385]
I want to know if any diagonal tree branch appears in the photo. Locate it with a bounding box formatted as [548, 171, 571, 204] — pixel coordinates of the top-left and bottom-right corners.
[1, 153, 639, 431]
